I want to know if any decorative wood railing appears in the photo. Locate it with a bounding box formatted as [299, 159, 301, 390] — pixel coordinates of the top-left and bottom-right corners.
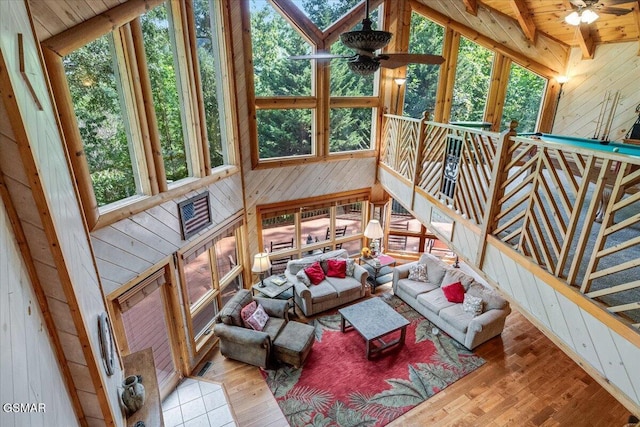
[381, 114, 640, 327]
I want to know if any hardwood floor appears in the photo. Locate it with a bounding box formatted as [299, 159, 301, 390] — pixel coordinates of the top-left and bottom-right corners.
[195, 285, 632, 426]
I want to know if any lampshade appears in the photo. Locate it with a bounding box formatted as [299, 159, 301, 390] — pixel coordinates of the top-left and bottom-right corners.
[581, 9, 599, 24]
[251, 253, 271, 273]
[394, 77, 406, 86]
[364, 219, 384, 239]
[565, 9, 599, 26]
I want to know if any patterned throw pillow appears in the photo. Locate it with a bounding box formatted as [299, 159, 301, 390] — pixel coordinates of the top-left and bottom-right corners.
[462, 294, 483, 316]
[296, 269, 311, 286]
[345, 259, 356, 277]
[246, 304, 269, 331]
[442, 281, 465, 303]
[240, 300, 258, 328]
[408, 263, 427, 282]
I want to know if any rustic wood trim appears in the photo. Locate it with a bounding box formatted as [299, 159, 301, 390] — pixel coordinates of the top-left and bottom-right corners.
[17, 33, 43, 110]
[510, 0, 536, 43]
[538, 79, 561, 132]
[41, 0, 166, 56]
[475, 122, 518, 267]
[270, 0, 323, 46]
[126, 21, 163, 194]
[434, 26, 456, 123]
[94, 165, 239, 230]
[578, 22, 596, 60]
[329, 97, 379, 107]
[40, 48, 100, 228]
[184, 0, 211, 173]
[409, 0, 562, 77]
[462, 0, 478, 16]
[255, 97, 317, 110]
[0, 47, 117, 426]
[634, 1, 640, 55]
[486, 54, 512, 131]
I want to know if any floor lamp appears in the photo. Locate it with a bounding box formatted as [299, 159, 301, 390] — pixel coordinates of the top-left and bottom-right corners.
[394, 78, 406, 115]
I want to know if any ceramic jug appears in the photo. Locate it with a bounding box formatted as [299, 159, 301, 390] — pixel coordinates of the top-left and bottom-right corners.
[121, 375, 145, 414]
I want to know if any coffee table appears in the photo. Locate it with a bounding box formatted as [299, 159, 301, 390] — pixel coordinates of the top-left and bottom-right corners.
[338, 297, 410, 359]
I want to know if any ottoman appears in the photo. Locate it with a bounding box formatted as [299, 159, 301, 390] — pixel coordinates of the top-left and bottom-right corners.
[273, 321, 315, 368]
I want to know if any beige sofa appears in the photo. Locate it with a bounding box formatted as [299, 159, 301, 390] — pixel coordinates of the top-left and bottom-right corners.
[393, 253, 511, 350]
[284, 249, 368, 317]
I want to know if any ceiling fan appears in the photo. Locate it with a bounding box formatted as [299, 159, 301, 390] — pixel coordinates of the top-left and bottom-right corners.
[289, 0, 445, 76]
[565, 0, 634, 25]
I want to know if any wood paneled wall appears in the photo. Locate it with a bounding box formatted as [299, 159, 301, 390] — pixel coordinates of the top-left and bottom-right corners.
[92, 175, 244, 296]
[0, 199, 79, 427]
[0, 1, 124, 424]
[554, 42, 640, 141]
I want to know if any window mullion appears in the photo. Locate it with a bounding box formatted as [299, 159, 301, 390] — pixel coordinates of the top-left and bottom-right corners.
[114, 25, 155, 196]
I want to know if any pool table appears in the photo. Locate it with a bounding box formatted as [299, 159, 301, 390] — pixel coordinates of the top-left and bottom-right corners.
[518, 133, 640, 223]
[521, 132, 640, 157]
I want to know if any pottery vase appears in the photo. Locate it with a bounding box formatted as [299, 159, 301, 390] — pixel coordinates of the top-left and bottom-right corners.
[121, 375, 145, 414]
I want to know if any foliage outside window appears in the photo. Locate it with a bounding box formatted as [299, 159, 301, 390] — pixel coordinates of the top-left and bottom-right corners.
[57, 0, 232, 212]
[249, 0, 379, 162]
[193, 0, 227, 168]
[501, 63, 546, 132]
[403, 13, 444, 118]
[451, 37, 494, 122]
[64, 34, 142, 207]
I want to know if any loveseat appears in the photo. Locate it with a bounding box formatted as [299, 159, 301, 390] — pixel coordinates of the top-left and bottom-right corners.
[392, 253, 511, 350]
[284, 249, 368, 317]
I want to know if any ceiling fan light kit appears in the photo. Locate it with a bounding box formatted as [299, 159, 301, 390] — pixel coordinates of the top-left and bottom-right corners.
[340, 18, 392, 51]
[565, 8, 599, 25]
[347, 56, 381, 75]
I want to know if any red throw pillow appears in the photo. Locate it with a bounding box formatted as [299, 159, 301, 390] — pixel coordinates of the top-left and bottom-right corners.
[304, 261, 326, 285]
[326, 259, 347, 278]
[442, 281, 465, 303]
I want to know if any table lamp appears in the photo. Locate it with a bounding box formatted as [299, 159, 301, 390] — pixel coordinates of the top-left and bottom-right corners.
[252, 253, 271, 287]
[364, 219, 384, 256]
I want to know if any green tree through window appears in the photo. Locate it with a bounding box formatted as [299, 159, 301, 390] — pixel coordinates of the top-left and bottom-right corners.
[451, 37, 494, 122]
[501, 63, 546, 132]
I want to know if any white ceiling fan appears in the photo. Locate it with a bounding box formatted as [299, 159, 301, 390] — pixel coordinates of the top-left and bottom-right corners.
[565, 0, 634, 25]
[289, 0, 444, 75]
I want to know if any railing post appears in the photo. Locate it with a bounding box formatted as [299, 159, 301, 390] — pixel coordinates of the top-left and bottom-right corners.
[411, 111, 431, 210]
[475, 120, 518, 268]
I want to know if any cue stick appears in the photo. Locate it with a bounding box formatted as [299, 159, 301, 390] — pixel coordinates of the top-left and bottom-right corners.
[602, 90, 620, 141]
[594, 90, 610, 140]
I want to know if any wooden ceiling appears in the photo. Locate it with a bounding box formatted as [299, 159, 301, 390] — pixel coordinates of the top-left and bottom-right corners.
[27, 0, 640, 56]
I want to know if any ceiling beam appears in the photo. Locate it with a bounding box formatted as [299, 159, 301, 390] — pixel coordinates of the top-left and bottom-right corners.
[510, 0, 537, 43]
[462, 0, 478, 16]
[577, 22, 595, 59]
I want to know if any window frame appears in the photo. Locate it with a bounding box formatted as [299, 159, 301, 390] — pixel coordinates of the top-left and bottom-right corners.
[177, 215, 245, 358]
[245, 0, 381, 169]
[41, 0, 238, 230]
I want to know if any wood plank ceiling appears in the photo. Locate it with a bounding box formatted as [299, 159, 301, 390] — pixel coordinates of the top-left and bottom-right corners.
[27, 0, 639, 61]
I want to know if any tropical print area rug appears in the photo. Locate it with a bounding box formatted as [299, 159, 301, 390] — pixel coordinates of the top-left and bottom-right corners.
[261, 294, 485, 426]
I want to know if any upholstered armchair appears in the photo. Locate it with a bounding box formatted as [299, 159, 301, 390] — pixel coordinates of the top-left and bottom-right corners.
[213, 289, 289, 368]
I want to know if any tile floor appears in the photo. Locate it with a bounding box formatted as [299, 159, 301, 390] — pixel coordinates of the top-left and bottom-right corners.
[162, 377, 237, 427]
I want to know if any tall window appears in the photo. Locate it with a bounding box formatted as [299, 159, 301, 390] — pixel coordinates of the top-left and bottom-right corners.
[192, 0, 228, 168]
[451, 37, 494, 122]
[259, 195, 368, 269]
[179, 220, 244, 354]
[403, 12, 444, 118]
[52, 0, 233, 217]
[249, 0, 379, 163]
[386, 198, 447, 256]
[64, 34, 144, 207]
[501, 63, 546, 132]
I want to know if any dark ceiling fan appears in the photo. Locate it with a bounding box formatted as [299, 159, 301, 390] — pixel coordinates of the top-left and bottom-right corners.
[565, 0, 634, 25]
[289, 0, 445, 75]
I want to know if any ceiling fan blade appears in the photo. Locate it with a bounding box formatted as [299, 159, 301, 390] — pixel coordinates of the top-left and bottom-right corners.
[379, 53, 445, 69]
[601, 0, 636, 5]
[598, 6, 633, 15]
[288, 54, 354, 60]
